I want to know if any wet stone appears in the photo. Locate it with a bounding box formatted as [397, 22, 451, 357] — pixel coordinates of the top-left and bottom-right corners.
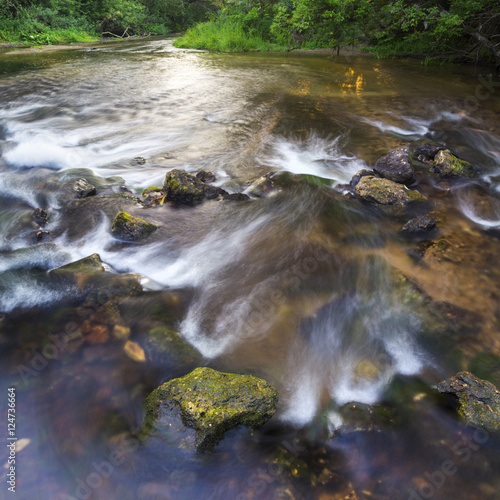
[32, 208, 48, 226]
[223, 192, 250, 201]
[195, 170, 216, 183]
[408, 138, 446, 167]
[354, 175, 426, 206]
[373, 147, 416, 185]
[401, 215, 437, 235]
[163, 169, 206, 205]
[50, 253, 105, 275]
[73, 178, 97, 198]
[143, 367, 279, 452]
[437, 371, 500, 432]
[432, 150, 477, 178]
[111, 211, 157, 241]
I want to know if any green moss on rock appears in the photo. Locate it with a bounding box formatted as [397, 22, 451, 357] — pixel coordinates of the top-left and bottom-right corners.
[111, 211, 157, 241]
[433, 150, 477, 178]
[164, 170, 206, 205]
[142, 186, 163, 197]
[50, 253, 105, 275]
[355, 175, 426, 206]
[437, 371, 500, 432]
[144, 367, 278, 451]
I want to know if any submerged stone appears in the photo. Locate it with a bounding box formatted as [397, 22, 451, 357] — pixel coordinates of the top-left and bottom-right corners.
[50, 253, 105, 275]
[144, 367, 278, 451]
[408, 139, 446, 167]
[163, 169, 206, 205]
[437, 371, 500, 432]
[373, 147, 416, 185]
[73, 178, 97, 198]
[401, 215, 437, 235]
[32, 208, 48, 226]
[195, 170, 216, 183]
[247, 175, 277, 197]
[354, 175, 426, 206]
[111, 211, 157, 241]
[432, 150, 477, 178]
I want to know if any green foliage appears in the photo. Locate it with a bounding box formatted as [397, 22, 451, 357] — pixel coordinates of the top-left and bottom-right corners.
[174, 18, 284, 51]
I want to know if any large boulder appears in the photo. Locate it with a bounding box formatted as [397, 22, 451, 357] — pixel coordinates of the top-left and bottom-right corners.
[163, 169, 206, 205]
[408, 139, 446, 168]
[144, 367, 278, 451]
[437, 371, 500, 431]
[111, 211, 157, 241]
[354, 175, 426, 206]
[432, 150, 477, 178]
[373, 148, 416, 185]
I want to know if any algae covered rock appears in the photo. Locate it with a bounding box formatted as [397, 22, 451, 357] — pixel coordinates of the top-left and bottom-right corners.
[432, 150, 477, 178]
[112, 211, 157, 241]
[354, 175, 426, 206]
[144, 367, 278, 451]
[437, 371, 500, 432]
[373, 147, 416, 185]
[408, 139, 445, 168]
[163, 169, 206, 205]
[50, 253, 105, 275]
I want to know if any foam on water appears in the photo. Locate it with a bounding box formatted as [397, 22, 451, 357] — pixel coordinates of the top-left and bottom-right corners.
[260, 133, 366, 183]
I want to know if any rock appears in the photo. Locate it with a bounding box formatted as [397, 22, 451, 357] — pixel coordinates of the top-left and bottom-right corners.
[163, 169, 206, 205]
[73, 178, 97, 198]
[50, 253, 105, 275]
[408, 139, 446, 167]
[349, 169, 373, 188]
[354, 175, 426, 206]
[401, 215, 437, 235]
[437, 371, 500, 431]
[123, 340, 146, 362]
[32, 208, 48, 226]
[111, 211, 157, 241]
[142, 326, 202, 373]
[112, 324, 131, 340]
[223, 192, 250, 201]
[144, 367, 278, 451]
[134, 157, 146, 165]
[195, 170, 216, 183]
[373, 148, 416, 185]
[432, 150, 477, 178]
[330, 401, 400, 436]
[35, 229, 51, 243]
[247, 176, 276, 197]
[203, 184, 228, 200]
[142, 187, 163, 197]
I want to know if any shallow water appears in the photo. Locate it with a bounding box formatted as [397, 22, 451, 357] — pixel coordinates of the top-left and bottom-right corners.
[1, 38, 500, 500]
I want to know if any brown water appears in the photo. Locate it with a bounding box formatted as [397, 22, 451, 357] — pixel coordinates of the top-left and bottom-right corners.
[1, 38, 500, 500]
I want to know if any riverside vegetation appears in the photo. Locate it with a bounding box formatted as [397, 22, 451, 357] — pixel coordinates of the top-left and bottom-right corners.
[2, 0, 499, 66]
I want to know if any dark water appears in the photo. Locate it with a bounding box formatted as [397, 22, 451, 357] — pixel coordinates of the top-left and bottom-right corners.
[1, 38, 500, 500]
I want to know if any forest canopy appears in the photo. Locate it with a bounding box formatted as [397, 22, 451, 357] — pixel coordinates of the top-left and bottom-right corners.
[1, 0, 499, 65]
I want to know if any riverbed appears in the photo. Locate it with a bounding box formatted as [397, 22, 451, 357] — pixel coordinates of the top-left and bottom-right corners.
[1, 37, 500, 500]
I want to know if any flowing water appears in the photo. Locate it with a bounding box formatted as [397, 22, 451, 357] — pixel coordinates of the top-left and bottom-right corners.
[1, 38, 500, 500]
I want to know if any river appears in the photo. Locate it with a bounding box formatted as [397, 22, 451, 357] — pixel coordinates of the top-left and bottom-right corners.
[1, 37, 500, 500]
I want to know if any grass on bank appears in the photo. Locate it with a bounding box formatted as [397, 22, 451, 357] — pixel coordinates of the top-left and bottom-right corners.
[173, 20, 285, 52]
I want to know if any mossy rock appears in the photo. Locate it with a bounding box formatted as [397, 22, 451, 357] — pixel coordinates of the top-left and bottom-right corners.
[111, 211, 157, 241]
[49, 253, 105, 275]
[355, 175, 426, 206]
[432, 150, 477, 178]
[163, 169, 206, 205]
[437, 371, 500, 432]
[142, 186, 163, 197]
[144, 367, 278, 451]
[408, 139, 446, 168]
